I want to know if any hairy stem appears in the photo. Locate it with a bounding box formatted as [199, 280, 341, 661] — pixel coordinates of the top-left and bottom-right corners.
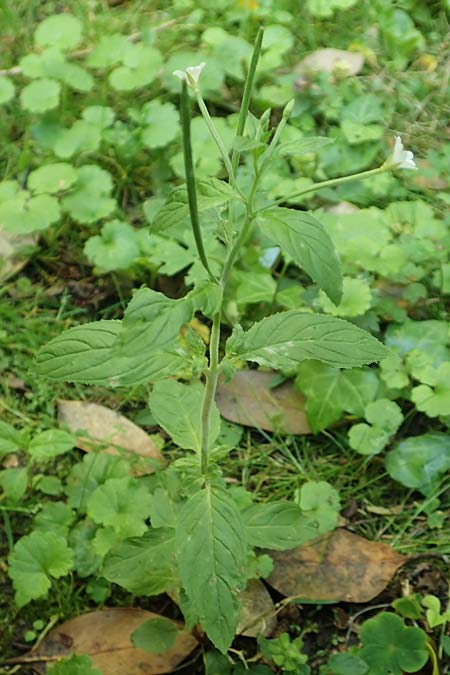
[200, 311, 221, 475]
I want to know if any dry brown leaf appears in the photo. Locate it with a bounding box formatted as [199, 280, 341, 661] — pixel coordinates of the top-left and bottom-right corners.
[0, 230, 36, 283]
[267, 528, 407, 603]
[33, 608, 198, 675]
[237, 579, 276, 638]
[297, 49, 364, 77]
[57, 400, 163, 472]
[216, 370, 310, 434]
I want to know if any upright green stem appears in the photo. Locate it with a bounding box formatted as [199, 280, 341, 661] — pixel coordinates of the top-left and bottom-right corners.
[180, 81, 217, 283]
[200, 311, 221, 475]
[231, 26, 264, 177]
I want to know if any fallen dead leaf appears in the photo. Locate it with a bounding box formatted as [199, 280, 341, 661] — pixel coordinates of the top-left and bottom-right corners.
[57, 400, 163, 472]
[267, 528, 407, 603]
[237, 579, 276, 638]
[0, 230, 36, 283]
[216, 370, 310, 435]
[296, 49, 364, 77]
[33, 608, 198, 675]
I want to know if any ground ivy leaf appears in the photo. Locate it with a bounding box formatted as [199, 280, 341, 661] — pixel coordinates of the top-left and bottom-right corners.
[34, 502, 75, 537]
[348, 423, 390, 456]
[359, 613, 428, 675]
[47, 654, 102, 675]
[0, 468, 28, 502]
[0, 192, 61, 234]
[149, 381, 220, 453]
[65, 454, 131, 513]
[61, 165, 115, 225]
[176, 485, 247, 653]
[410, 362, 450, 417]
[385, 432, 450, 495]
[87, 476, 152, 537]
[228, 311, 388, 370]
[131, 617, 179, 654]
[109, 44, 162, 91]
[8, 530, 73, 607]
[20, 78, 61, 113]
[0, 77, 15, 105]
[102, 528, 176, 595]
[84, 220, 141, 272]
[140, 100, 179, 149]
[28, 162, 78, 194]
[297, 480, 340, 532]
[318, 277, 372, 318]
[385, 319, 449, 364]
[364, 399, 403, 433]
[86, 33, 129, 68]
[258, 207, 342, 305]
[295, 361, 379, 432]
[35, 14, 83, 50]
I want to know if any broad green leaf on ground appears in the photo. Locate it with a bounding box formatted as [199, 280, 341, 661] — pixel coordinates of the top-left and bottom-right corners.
[422, 595, 450, 628]
[28, 429, 76, 459]
[139, 100, 179, 149]
[348, 399, 403, 455]
[28, 162, 78, 194]
[82, 105, 115, 129]
[235, 270, 277, 305]
[86, 33, 129, 68]
[109, 44, 163, 91]
[267, 529, 406, 603]
[8, 530, 73, 607]
[35, 608, 198, 675]
[102, 528, 176, 595]
[385, 319, 449, 364]
[61, 165, 116, 224]
[380, 353, 409, 390]
[65, 454, 131, 512]
[226, 312, 388, 370]
[53, 120, 101, 158]
[258, 207, 342, 305]
[0, 77, 15, 104]
[243, 501, 321, 550]
[34, 502, 75, 537]
[348, 424, 391, 456]
[295, 361, 379, 432]
[410, 362, 450, 417]
[34, 14, 83, 50]
[149, 381, 221, 453]
[47, 654, 101, 675]
[131, 617, 179, 654]
[0, 421, 21, 456]
[322, 653, 368, 675]
[216, 369, 310, 434]
[296, 481, 341, 532]
[176, 485, 247, 653]
[360, 613, 428, 675]
[318, 277, 372, 318]
[0, 468, 28, 502]
[57, 399, 163, 469]
[385, 432, 450, 495]
[69, 520, 103, 578]
[0, 191, 60, 234]
[84, 220, 141, 272]
[87, 476, 152, 537]
[364, 399, 404, 433]
[20, 78, 61, 112]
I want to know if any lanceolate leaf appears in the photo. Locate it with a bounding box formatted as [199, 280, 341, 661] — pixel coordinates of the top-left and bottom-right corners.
[149, 380, 221, 452]
[176, 485, 247, 653]
[258, 207, 342, 305]
[227, 312, 388, 370]
[102, 528, 176, 595]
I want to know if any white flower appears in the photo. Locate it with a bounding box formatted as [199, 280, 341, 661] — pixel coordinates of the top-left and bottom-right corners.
[386, 135, 417, 170]
[173, 62, 206, 91]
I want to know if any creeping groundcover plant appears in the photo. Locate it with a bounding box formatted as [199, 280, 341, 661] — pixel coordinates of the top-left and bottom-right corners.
[32, 29, 418, 653]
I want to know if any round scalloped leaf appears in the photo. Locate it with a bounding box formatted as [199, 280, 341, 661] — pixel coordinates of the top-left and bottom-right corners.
[0, 192, 61, 234]
[53, 120, 101, 159]
[28, 163, 77, 194]
[140, 100, 179, 149]
[360, 612, 428, 675]
[86, 33, 129, 68]
[62, 165, 115, 224]
[20, 78, 61, 113]
[385, 432, 450, 495]
[0, 77, 15, 105]
[84, 220, 141, 273]
[35, 14, 83, 51]
[109, 44, 162, 91]
[348, 423, 390, 456]
[319, 277, 372, 318]
[59, 62, 94, 92]
[82, 106, 115, 129]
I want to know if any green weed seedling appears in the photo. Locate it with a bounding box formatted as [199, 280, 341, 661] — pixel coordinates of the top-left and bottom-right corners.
[7, 28, 420, 656]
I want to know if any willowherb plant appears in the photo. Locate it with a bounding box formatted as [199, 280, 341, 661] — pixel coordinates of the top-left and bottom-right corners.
[36, 28, 416, 653]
